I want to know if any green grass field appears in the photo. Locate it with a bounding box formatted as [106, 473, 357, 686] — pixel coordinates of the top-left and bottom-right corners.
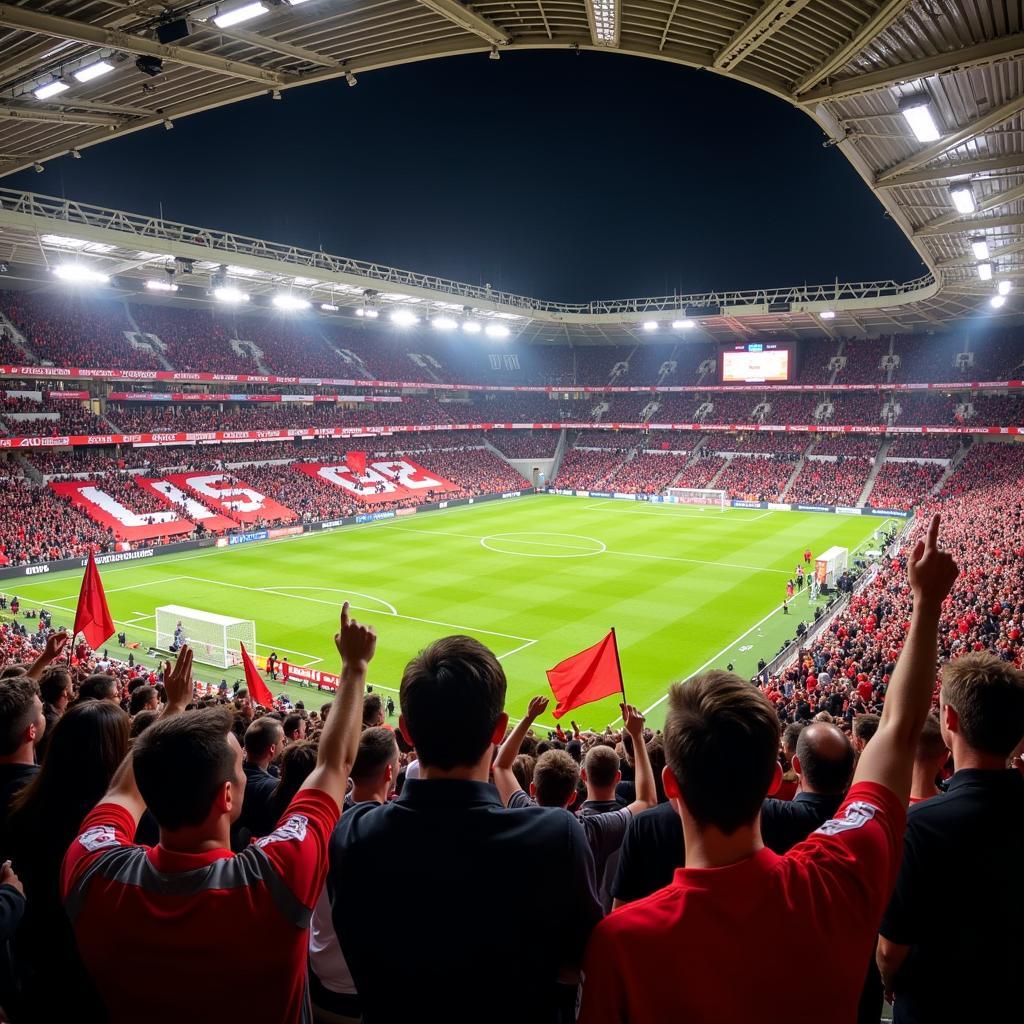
[2, 495, 891, 729]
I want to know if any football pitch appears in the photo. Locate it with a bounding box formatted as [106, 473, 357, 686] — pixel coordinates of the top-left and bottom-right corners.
[3, 495, 891, 729]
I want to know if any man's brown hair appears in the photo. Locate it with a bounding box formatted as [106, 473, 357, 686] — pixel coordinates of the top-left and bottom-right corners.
[351, 726, 399, 785]
[583, 744, 620, 789]
[0, 677, 39, 755]
[663, 671, 780, 835]
[916, 713, 948, 761]
[532, 749, 580, 807]
[853, 713, 881, 745]
[941, 653, 1024, 758]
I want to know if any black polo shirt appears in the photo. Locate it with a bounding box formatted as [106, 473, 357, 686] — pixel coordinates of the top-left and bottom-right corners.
[328, 778, 601, 1024]
[611, 789, 844, 904]
[880, 769, 1024, 1024]
[231, 761, 279, 850]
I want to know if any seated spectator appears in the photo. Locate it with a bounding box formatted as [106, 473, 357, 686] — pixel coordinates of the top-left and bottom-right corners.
[580, 516, 958, 1023]
[878, 652, 1024, 1023]
[60, 605, 374, 1024]
[328, 636, 601, 1024]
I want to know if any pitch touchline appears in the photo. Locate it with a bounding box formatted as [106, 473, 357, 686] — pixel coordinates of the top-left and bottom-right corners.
[580, 502, 775, 523]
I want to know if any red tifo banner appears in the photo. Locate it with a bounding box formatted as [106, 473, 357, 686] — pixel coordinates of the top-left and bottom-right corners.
[162, 472, 298, 524]
[296, 457, 461, 504]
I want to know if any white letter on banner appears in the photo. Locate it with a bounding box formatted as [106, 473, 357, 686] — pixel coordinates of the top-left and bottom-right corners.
[150, 481, 224, 521]
[80, 487, 184, 528]
[317, 465, 398, 496]
[185, 474, 267, 513]
[371, 459, 444, 490]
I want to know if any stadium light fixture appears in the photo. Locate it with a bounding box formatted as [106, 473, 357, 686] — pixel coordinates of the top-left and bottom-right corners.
[671, 319, 695, 329]
[949, 183, 976, 214]
[145, 279, 178, 292]
[641, 321, 659, 332]
[998, 280, 1012, 296]
[432, 316, 458, 330]
[53, 264, 109, 285]
[34, 80, 69, 100]
[320, 302, 339, 311]
[462, 321, 482, 334]
[820, 310, 836, 320]
[485, 323, 510, 339]
[588, 0, 619, 45]
[990, 294, 1007, 309]
[390, 309, 419, 327]
[345, 72, 357, 87]
[273, 294, 311, 311]
[356, 307, 378, 318]
[213, 2, 268, 28]
[899, 94, 941, 143]
[73, 60, 115, 84]
[970, 237, 989, 261]
[977, 262, 993, 281]
[213, 286, 249, 303]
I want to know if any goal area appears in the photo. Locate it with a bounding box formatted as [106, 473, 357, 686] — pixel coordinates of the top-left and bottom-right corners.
[665, 487, 728, 508]
[155, 605, 256, 669]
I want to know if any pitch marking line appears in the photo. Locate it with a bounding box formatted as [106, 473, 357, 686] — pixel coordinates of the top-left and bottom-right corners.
[579, 502, 775, 523]
[479, 533, 606, 559]
[179, 576, 538, 659]
[386, 524, 788, 575]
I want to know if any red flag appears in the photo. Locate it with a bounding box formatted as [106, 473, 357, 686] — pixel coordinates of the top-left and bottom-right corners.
[239, 643, 275, 709]
[73, 550, 115, 650]
[546, 630, 624, 719]
[346, 451, 367, 476]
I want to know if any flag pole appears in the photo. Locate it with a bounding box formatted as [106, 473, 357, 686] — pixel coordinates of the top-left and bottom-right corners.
[610, 627, 626, 703]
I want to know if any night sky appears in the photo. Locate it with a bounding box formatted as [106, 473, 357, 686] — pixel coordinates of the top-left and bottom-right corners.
[10, 50, 926, 303]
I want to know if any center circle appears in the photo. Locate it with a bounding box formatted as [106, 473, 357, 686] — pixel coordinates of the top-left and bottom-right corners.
[479, 532, 606, 558]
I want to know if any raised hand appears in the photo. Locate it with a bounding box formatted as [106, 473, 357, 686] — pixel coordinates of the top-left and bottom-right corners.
[42, 629, 70, 663]
[161, 644, 193, 713]
[335, 601, 377, 672]
[0, 860, 23, 897]
[908, 514, 959, 612]
[621, 703, 646, 739]
[525, 695, 549, 722]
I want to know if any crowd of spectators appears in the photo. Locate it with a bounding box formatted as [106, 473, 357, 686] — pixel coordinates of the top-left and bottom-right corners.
[867, 461, 946, 511]
[704, 431, 808, 455]
[604, 453, 691, 495]
[812, 434, 882, 458]
[487, 431, 559, 459]
[786, 457, 873, 506]
[553, 449, 626, 490]
[886, 435, 963, 460]
[716, 455, 796, 502]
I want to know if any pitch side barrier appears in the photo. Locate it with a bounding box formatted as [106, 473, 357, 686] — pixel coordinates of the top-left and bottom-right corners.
[0, 487, 533, 582]
[546, 488, 913, 519]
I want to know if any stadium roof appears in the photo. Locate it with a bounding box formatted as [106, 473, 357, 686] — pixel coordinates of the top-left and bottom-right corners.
[0, 0, 1022, 338]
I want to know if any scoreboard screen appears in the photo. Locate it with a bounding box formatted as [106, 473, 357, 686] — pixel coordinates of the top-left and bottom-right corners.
[719, 343, 793, 384]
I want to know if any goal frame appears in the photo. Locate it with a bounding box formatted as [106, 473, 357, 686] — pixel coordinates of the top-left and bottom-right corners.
[155, 604, 256, 669]
[665, 487, 728, 508]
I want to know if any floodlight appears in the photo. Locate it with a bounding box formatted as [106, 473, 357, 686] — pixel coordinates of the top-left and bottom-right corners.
[899, 95, 940, 142]
[145, 279, 178, 292]
[489, 46, 500, 60]
[272, 294, 311, 311]
[641, 321, 658, 331]
[462, 321, 482, 334]
[53, 264, 109, 284]
[820, 310, 836, 320]
[356, 307, 379, 318]
[998, 280, 1012, 296]
[213, 286, 249, 303]
[320, 302, 339, 311]
[970, 237, 989, 260]
[34, 80, 69, 100]
[345, 72, 357, 87]
[977, 262, 992, 281]
[485, 323, 510, 339]
[671, 319, 695, 329]
[390, 310, 418, 327]
[990, 294, 1006, 309]
[214, 2, 268, 27]
[432, 317, 458, 330]
[950, 183, 976, 214]
[73, 61, 115, 84]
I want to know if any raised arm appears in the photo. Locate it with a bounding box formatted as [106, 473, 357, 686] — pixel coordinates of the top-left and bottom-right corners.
[300, 602, 376, 811]
[101, 645, 194, 824]
[493, 696, 548, 807]
[621, 704, 656, 814]
[26, 630, 70, 682]
[852, 514, 958, 801]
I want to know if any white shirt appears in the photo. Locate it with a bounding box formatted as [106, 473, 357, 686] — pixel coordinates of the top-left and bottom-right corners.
[309, 886, 357, 995]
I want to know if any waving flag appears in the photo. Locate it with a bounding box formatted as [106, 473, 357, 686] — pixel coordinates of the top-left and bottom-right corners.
[546, 629, 624, 719]
[73, 550, 115, 650]
[346, 451, 367, 476]
[240, 642, 275, 709]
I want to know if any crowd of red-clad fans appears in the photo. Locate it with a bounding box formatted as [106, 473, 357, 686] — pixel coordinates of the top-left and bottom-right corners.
[0, 446, 1017, 1024]
[715, 455, 796, 502]
[787, 457, 874, 506]
[867, 461, 946, 511]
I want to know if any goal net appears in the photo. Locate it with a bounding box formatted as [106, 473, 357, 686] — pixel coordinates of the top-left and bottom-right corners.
[155, 605, 256, 669]
[666, 487, 728, 508]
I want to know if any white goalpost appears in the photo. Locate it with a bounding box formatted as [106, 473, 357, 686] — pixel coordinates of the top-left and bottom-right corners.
[155, 605, 256, 669]
[665, 487, 728, 509]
